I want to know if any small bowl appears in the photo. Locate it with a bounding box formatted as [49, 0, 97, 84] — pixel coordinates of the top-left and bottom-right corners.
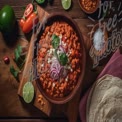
[78, 0, 100, 14]
[90, 23, 108, 56]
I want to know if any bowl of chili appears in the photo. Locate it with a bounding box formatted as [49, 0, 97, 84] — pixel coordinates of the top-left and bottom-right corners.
[34, 13, 86, 104]
[78, 0, 100, 14]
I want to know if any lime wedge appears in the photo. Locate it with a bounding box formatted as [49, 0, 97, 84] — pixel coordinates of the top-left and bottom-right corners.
[22, 82, 34, 103]
[61, 0, 71, 10]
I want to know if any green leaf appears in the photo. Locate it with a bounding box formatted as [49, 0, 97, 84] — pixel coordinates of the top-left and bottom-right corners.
[58, 53, 68, 66]
[14, 45, 22, 62]
[52, 34, 60, 49]
[14, 45, 26, 69]
[17, 45, 22, 55]
[14, 49, 20, 62]
[16, 58, 25, 70]
[10, 65, 19, 81]
[52, 34, 57, 40]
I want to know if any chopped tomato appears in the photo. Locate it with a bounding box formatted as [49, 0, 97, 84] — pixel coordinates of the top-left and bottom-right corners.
[24, 3, 33, 18]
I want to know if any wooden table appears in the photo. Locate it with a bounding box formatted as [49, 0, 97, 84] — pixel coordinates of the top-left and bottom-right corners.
[0, 0, 120, 122]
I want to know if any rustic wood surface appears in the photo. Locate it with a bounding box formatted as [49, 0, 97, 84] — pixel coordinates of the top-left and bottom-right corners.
[0, 0, 120, 122]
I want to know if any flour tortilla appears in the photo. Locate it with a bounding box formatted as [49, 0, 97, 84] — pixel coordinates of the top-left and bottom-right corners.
[87, 75, 122, 122]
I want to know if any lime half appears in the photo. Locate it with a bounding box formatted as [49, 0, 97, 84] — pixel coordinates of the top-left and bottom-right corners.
[61, 0, 71, 10]
[22, 82, 34, 103]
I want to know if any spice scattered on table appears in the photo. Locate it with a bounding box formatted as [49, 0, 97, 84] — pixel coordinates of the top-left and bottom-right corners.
[38, 94, 45, 110]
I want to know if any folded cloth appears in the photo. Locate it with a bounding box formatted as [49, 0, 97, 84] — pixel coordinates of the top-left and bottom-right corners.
[79, 49, 122, 122]
[97, 50, 122, 79]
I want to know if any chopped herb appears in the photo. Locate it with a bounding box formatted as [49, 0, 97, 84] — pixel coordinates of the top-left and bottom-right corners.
[58, 53, 68, 66]
[14, 45, 26, 69]
[14, 45, 22, 62]
[52, 34, 60, 49]
[52, 34, 57, 40]
[14, 49, 20, 62]
[17, 45, 22, 55]
[10, 65, 19, 81]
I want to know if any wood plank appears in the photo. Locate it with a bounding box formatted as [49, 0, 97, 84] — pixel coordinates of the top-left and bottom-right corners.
[0, 0, 31, 7]
[17, 6, 53, 116]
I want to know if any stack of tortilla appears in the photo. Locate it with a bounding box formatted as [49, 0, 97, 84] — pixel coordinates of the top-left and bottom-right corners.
[86, 75, 122, 122]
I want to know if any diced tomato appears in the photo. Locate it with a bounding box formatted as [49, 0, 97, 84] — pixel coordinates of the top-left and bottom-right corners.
[24, 3, 33, 18]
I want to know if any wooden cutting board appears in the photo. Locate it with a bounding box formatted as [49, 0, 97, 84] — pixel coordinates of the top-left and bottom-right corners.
[18, 6, 82, 122]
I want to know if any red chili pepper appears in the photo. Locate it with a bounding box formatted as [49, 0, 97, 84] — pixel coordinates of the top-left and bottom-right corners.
[19, 3, 39, 33]
[22, 12, 39, 33]
[19, 18, 25, 28]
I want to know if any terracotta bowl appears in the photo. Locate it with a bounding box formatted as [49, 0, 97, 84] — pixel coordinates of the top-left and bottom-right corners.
[90, 23, 108, 57]
[78, 0, 100, 14]
[34, 13, 86, 104]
